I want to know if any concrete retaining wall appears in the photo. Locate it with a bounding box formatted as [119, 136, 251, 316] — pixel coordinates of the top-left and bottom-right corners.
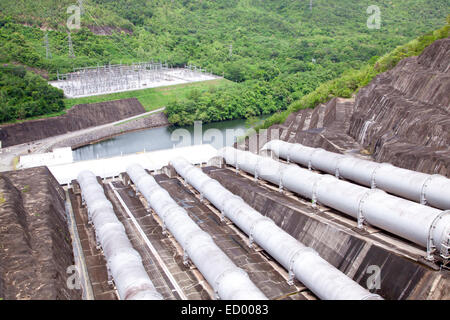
[0, 98, 145, 147]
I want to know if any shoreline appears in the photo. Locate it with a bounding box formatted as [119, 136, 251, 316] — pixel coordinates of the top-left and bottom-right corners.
[49, 111, 170, 152]
[71, 122, 172, 150]
[0, 110, 169, 172]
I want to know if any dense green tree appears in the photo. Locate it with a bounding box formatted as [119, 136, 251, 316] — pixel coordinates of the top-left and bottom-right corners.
[0, 65, 65, 122]
[0, 1, 447, 123]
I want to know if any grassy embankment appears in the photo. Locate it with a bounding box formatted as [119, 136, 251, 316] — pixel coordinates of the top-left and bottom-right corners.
[2, 78, 232, 125]
[64, 78, 233, 111]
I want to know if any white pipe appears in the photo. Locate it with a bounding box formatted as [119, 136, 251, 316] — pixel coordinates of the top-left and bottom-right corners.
[126, 164, 267, 300]
[77, 171, 163, 300]
[263, 140, 450, 210]
[219, 147, 450, 261]
[170, 157, 382, 300]
[109, 182, 188, 300]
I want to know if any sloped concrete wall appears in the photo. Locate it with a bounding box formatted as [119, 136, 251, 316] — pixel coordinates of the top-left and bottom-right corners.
[349, 38, 450, 175]
[0, 98, 145, 147]
[0, 167, 80, 300]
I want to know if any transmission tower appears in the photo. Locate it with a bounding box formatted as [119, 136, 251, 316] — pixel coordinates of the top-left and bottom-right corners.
[310, 0, 313, 11]
[44, 32, 52, 59]
[229, 44, 233, 57]
[68, 32, 75, 58]
[78, 0, 85, 15]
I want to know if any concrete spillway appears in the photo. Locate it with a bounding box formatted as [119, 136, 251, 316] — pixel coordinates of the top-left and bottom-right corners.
[77, 170, 163, 300]
[263, 140, 450, 210]
[170, 157, 382, 300]
[126, 164, 267, 300]
[219, 147, 450, 262]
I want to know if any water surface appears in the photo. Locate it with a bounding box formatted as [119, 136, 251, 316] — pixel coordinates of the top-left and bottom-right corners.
[73, 116, 269, 161]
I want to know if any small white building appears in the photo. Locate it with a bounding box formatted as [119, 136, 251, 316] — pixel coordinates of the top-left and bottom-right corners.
[19, 148, 74, 169]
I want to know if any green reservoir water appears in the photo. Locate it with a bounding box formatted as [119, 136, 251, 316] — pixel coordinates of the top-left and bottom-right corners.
[73, 116, 269, 161]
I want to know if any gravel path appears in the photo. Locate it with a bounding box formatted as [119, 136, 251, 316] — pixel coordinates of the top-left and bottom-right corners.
[0, 108, 168, 172]
[52, 112, 169, 150]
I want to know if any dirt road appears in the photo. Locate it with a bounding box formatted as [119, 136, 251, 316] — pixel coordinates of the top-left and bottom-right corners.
[0, 108, 166, 172]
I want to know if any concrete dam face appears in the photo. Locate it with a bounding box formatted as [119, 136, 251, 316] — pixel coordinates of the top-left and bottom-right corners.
[0, 38, 449, 300]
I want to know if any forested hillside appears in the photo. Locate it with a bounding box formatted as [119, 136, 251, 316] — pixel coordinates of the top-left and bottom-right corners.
[0, 65, 65, 123]
[257, 20, 449, 131]
[0, 0, 448, 124]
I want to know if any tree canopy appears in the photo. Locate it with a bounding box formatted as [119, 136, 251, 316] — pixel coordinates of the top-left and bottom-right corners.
[0, 0, 448, 124]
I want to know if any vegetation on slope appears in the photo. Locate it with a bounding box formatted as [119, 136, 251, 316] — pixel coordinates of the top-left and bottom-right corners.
[256, 20, 450, 131]
[164, 17, 450, 126]
[164, 71, 329, 125]
[0, 0, 133, 30]
[0, 65, 64, 123]
[0, 1, 448, 124]
[1, 0, 447, 80]
[64, 78, 233, 111]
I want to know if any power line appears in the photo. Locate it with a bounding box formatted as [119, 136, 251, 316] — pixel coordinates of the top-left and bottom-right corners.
[44, 32, 52, 59]
[78, 0, 85, 16]
[68, 32, 75, 58]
